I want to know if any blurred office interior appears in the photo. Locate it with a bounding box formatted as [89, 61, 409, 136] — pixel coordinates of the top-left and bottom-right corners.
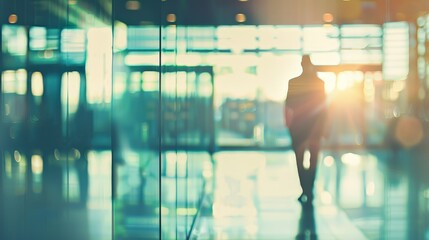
[1, 0, 429, 239]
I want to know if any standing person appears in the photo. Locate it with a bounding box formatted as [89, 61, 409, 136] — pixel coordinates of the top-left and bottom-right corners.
[285, 55, 327, 204]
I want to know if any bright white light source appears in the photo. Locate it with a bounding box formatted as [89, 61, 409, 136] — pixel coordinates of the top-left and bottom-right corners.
[341, 153, 361, 166]
[31, 72, 44, 97]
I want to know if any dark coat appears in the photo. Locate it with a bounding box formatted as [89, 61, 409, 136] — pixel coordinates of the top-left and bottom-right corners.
[285, 72, 327, 147]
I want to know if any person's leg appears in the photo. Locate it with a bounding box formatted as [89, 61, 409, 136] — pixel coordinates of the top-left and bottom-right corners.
[293, 142, 307, 201]
[307, 139, 321, 200]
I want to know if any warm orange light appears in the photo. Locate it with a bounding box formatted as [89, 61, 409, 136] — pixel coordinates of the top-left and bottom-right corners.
[126, 0, 140, 10]
[8, 14, 18, 24]
[166, 14, 176, 23]
[236, 13, 246, 23]
[323, 13, 334, 23]
[394, 116, 424, 148]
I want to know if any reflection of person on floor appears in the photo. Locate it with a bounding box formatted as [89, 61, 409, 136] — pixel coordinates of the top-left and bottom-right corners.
[285, 55, 327, 204]
[296, 204, 317, 240]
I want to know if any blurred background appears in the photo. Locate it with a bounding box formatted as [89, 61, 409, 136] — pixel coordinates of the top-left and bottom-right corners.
[1, 0, 429, 239]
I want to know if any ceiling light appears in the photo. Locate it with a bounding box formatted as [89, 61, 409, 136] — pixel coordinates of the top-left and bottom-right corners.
[236, 13, 246, 23]
[8, 14, 18, 24]
[323, 13, 334, 23]
[167, 14, 176, 23]
[126, 1, 140, 10]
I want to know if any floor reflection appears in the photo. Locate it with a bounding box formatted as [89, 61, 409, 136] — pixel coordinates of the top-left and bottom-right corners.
[192, 149, 428, 240]
[3, 148, 429, 239]
[296, 204, 317, 240]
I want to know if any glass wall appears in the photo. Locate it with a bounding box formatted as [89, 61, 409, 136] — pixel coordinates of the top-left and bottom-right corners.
[159, 24, 215, 238]
[0, 0, 115, 239]
[0, 0, 214, 239]
[417, 14, 429, 118]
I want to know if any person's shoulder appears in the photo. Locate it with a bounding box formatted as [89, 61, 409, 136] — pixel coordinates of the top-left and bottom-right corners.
[316, 77, 325, 84]
[288, 76, 301, 84]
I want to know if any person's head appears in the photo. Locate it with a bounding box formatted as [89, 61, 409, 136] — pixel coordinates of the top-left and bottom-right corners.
[301, 55, 315, 73]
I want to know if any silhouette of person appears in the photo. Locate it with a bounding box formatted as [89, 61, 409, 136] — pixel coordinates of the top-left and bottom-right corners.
[296, 204, 317, 240]
[285, 55, 327, 204]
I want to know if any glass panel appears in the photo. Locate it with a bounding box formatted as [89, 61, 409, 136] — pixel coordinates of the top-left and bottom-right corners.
[61, 29, 86, 65]
[127, 26, 159, 51]
[217, 26, 258, 52]
[383, 22, 410, 80]
[186, 26, 216, 51]
[340, 24, 383, 64]
[113, 35, 161, 240]
[303, 25, 340, 52]
[0, 1, 116, 239]
[258, 25, 302, 50]
[29, 27, 60, 64]
[2, 25, 27, 68]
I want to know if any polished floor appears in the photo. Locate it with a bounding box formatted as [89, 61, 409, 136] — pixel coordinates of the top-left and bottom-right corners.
[190, 149, 429, 240]
[1, 148, 429, 239]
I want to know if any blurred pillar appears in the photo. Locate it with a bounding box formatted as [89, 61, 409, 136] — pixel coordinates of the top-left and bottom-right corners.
[0, 6, 4, 239]
[407, 23, 420, 114]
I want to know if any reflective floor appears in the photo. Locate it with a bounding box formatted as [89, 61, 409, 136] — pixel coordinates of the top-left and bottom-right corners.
[2, 148, 429, 239]
[1, 150, 114, 240]
[191, 149, 429, 240]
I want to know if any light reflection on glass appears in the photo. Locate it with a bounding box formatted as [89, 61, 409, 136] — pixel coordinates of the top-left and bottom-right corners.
[86, 27, 112, 104]
[321, 191, 333, 204]
[31, 155, 44, 174]
[16, 69, 27, 95]
[14, 150, 22, 162]
[339, 166, 364, 208]
[142, 71, 159, 91]
[114, 21, 127, 50]
[323, 156, 334, 167]
[2, 70, 17, 93]
[383, 22, 409, 80]
[18, 154, 26, 174]
[113, 72, 126, 96]
[303, 25, 340, 52]
[30, 27, 47, 50]
[87, 151, 112, 209]
[176, 207, 198, 216]
[341, 153, 362, 166]
[165, 152, 177, 177]
[5, 152, 13, 178]
[63, 166, 80, 202]
[303, 150, 311, 170]
[31, 72, 44, 97]
[366, 181, 375, 196]
[61, 71, 81, 118]
[129, 71, 141, 93]
[2, 25, 27, 55]
[54, 149, 61, 160]
[198, 72, 213, 97]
